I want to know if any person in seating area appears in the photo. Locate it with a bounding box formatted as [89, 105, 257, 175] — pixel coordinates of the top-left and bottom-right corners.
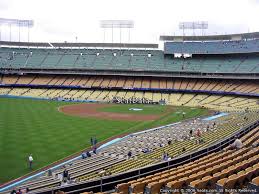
[98, 168, 106, 177]
[86, 151, 91, 157]
[162, 152, 169, 161]
[10, 189, 17, 194]
[231, 137, 243, 149]
[252, 141, 259, 148]
[17, 189, 22, 194]
[167, 138, 172, 145]
[62, 168, 69, 182]
[206, 124, 210, 132]
[195, 128, 204, 144]
[127, 151, 132, 159]
[142, 148, 150, 153]
[196, 128, 201, 138]
[189, 129, 193, 137]
[61, 179, 69, 186]
[81, 152, 87, 159]
[159, 143, 165, 147]
[93, 146, 97, 154]
[48, 169, 53, 177]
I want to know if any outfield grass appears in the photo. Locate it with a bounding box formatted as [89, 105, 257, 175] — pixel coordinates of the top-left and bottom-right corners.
[0, 97, 208, 184]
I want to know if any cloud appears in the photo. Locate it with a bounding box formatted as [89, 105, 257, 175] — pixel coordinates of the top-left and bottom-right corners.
[250, 0, 259, 4]
[0, 0, 13, 11]
[0, 0, 258, 42]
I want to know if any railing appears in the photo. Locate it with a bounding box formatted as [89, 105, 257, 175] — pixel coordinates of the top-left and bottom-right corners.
[29, 120, 259, 194]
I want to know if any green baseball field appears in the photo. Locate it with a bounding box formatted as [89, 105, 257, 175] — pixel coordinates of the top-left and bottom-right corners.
[0, 97, 209, 184]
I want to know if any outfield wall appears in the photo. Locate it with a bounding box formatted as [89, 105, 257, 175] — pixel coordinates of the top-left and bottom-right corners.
[0, 95, 98, 103]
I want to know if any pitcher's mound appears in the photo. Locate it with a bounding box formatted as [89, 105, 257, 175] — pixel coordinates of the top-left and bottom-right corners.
[59, 104, 161, 121]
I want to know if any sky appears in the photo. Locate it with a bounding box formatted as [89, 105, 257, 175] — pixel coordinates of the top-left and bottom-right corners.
[0, 0, 259, 43]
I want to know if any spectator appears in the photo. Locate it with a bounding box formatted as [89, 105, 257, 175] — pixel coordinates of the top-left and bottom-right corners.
[162, 152, 169, 161]
[81, 152, 87, 159]
[168, 138, 172, 145]
[182, 147, 186, 153]
[189, 129, 193, 136]
[61, 179, 69, 186]
[67, 173, 71, 182]
[162, 152, 165, 160]
[28, 154, 33, 170]
[10, 189, 17, 194]
[159, 143, 165, 147]
[86, 151, 91, 157]
[165, 152, 169, 161]
[142, 148, 150, 153]
[93, 146, 97, 154]
[63, 168, 69, 182]
[231, 138, 243, 149]
[105, 169, 112, 176]
[195, 128, 202, 144]
[196, 128, 201, 138]
[98, 168, 106, 177]
[252, 141, 259, 148]
[127, 151, 132, 159]
[48, 169, 52, 177]
[57, 173, 63, 181]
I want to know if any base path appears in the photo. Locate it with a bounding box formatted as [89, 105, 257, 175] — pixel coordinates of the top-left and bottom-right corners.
[59, 103, 162, 121]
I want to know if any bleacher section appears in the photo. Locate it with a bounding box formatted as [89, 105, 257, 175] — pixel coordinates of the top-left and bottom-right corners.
[164, 39, 259, 54]
[0, 75, 258, 95]
[115, 126, 259, 194]
[1, 48, 259, 73]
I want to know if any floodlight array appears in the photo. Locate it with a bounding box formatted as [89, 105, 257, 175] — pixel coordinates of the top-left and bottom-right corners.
[0, 18, 34, 27]
[100, 20, 134, 28]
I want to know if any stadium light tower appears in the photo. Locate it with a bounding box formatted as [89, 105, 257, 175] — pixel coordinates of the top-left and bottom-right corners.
[179, 21, 208, 36]
[0, 18, 34, 42]
[100, 20, 134, 45]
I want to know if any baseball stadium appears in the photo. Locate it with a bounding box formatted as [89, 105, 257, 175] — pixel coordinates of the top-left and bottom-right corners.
[0, 1, 259, 194]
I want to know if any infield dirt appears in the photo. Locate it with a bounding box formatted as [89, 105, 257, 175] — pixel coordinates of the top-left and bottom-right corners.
[59, 103, 163, 121]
